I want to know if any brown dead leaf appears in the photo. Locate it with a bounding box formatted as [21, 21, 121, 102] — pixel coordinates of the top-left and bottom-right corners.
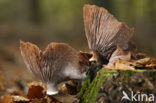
[30, 98, 47, 103]
[146, 63, 156, 69]
[78, 51, 92, 72]
[114, 59, 135, 70]
[135, 57, 152, 65]
[103, 64, 115, 70]
[0, 95, 12, 103]
[27, 81, 46, 99]
[105, 54, 156, 70]
[0, 95, 30, 103]
[108, 45, 131, 65]
[131, 57, 155, 69]
[12, 95, 30, 103]
[46, 95, 62, 103]
[135, 53, 147, 60]
[59, 80, 77, 95]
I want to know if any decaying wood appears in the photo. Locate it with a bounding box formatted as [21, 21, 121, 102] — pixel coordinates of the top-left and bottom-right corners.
[27, 81, 46, 99]
[1, 4, 156, 103]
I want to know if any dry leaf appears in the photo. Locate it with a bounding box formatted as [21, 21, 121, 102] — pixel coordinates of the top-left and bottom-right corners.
[30, 98, 47, 103]
[114, 60, 135, 70]
[146, 63, 156, 69]
[59, 80, 77, 95]
[135, 53, 147, 60]
[46, 95, 62, 103]
[0, 95, 30, 103]
[108, 45, 131, 65]
[135, 58, 152, 65]
[27, 81, 46, 99]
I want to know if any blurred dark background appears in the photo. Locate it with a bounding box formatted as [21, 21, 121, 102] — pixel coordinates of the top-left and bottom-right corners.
[0, 0, 156, 95]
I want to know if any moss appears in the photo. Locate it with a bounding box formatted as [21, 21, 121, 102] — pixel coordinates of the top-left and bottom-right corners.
[83, 72, 100, 103]
[79, 69, 149, 103]
[79, 70, 117, 103]
[78, 75, 91, 96]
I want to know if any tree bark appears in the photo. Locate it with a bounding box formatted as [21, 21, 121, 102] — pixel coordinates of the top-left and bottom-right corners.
[79, 69, 156, 103]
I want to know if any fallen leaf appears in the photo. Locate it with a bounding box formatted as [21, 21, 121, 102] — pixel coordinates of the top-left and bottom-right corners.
[108, 45, 131, 65]
[135, 57, 152, 65]
[146, 63, 156, 69]
[135, 53, 147, 60]
[115, 60, 135, 70]
[0, 95, 30, 103]
[59, 80, 77, 95]
[27, 81, 46, 99]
